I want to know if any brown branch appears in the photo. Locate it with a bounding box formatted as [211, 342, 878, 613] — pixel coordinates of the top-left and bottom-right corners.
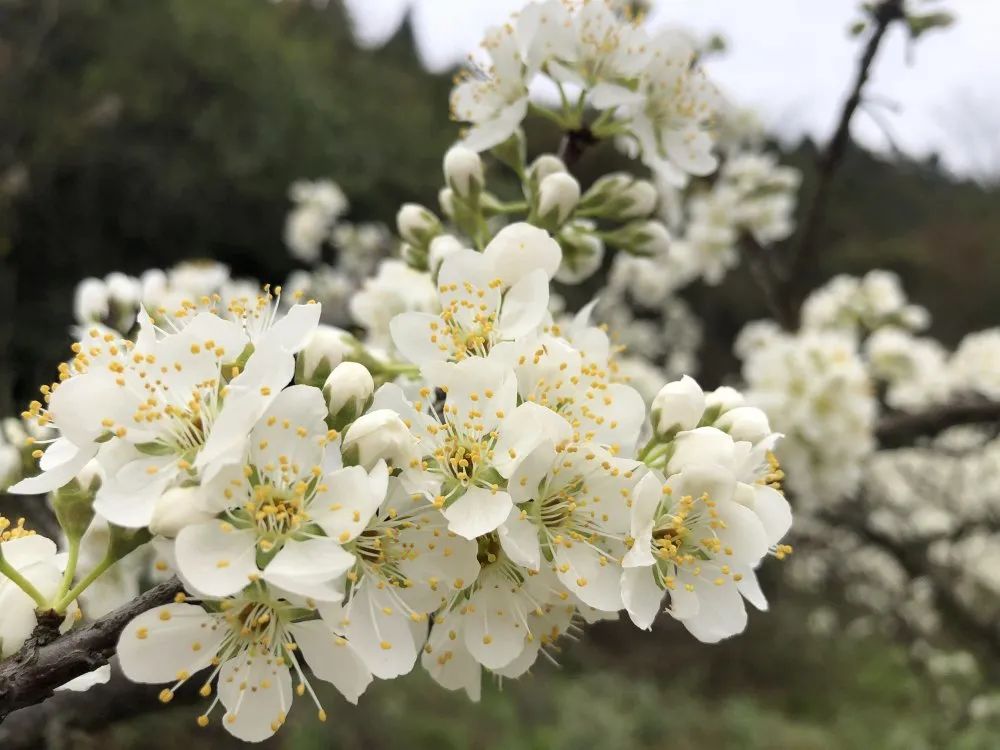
[557, 127, 597, 172]
[876, 399, 1000, 448]
[782, 0, 905, 312]
[0, 577, 183, 722]
[0, 661, 205, 749]
[741, 234, 795, 330]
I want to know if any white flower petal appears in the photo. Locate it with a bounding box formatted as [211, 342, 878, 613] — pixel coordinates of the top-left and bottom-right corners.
[497, 507, 541, 571]
[442, 487, 513, 540]
[117, 603, 223, 683]
[288, 619, 372, 704]
[621, 567, 663, 630]
[262, 538, 354, 602]
[174, 523, 258, 598]
[217, 654, 293, 742]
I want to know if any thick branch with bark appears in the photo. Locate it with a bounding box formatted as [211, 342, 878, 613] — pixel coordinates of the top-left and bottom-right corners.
[0, 577, 183, 722]
[876, 399, 1000, 448]
[0, 662, 205, 749]
[781, 0, 905, 315]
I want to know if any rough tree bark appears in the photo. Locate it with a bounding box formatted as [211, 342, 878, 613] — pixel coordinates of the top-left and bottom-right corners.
[0, 577, 183, 722]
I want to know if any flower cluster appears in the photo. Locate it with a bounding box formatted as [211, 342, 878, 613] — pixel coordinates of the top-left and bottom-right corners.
[2, 219, 793, 740]
[731, 267, 1000, 508]
[284, 179, 349, 263]
[451, 0, 720, 182]
[735, 322, 876, 506]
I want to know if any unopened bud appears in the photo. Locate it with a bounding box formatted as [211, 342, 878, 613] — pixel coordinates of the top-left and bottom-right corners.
[298, 325, 354, 385]
[324, 362, 375, 430]
[397, 204, 442, 249]
[438, 188, 456, 220]
[74, 278, 109, 324]
[606, 220, 671, 257]
[705, 386, 745, 414]
[537, 172, 580, 227]
[714, 406, 771, 444]
[579, 173, 658, 220]
[428, 235, 465, 276]
[52, 460, 102, 543]
[400, 242, 429, 272]
[555, 223, 605, 284]
[342, 410, 414, 470]
[528, 154, 567, 183]
[150, 486, 214, 539]
[651, 375, 705, 436]
[443, 145, 484, 199]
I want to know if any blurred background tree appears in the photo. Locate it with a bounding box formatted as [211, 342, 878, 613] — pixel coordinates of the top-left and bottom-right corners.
[2, 0, 999, 746]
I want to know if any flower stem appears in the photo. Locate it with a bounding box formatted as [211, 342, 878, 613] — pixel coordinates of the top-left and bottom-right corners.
[54, 537, 80, 604]
[0, 553, 50, 609]
[378, 362, 421, 378]
[53, 553, 115, 613]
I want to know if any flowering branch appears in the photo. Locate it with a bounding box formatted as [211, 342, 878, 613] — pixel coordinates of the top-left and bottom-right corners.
[823, 507, 1000, 667]
[876, 399, 1000, 448]
[0, 577, 183, 722]
[783, 0, 904, 309]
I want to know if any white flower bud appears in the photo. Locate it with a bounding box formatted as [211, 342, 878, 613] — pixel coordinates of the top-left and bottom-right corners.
[651, 375, 705, 435]
[150, 486, 214, 539]
[140, 268, 168, 305]
[0, 444, 20, 489]
[75, 459, 103, 493]
[620, 180, 658, 218]
[714, 406, 771, 444]
[105, 272, 140, 308]
[397, 203, 441, 248]
[555, 223, 604, 284]
[324, 362, 374, 426]
[528, 154, 567, 182]
[438, 188, 456, 219]
[1, 417, 27, 446]
[429, 234, 465, 276]
[299, 325, 353, 382]
[705, 386, 745, 413]
[538, 172, 580, 226]
[343, 409, 415, 470]
[580, 173, 658, 219]
[74, 278, 109, 324]
[632, 220, 671, 256]
[443, 145, 484, 198]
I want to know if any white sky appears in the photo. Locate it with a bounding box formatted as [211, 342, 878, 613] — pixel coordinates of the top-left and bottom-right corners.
[342, 0, 1000, 181]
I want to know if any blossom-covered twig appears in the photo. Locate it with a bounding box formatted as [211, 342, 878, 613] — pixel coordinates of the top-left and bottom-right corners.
[0, 577, 183, 722]
[876, 399, 1000, 448]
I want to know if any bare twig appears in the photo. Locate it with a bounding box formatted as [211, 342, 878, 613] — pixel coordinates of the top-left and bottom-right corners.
[876, 399, 1000, 448]
[0, 577, 183, 722]
[782, 0, 905, 310]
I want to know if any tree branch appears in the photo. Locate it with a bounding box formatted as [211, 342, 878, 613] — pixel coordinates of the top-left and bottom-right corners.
[0, 577, 183, 722]
[0, 661, 204, 749]
[783, 0, 904, 309]
[741, 233, 796, 330]
[557, 127, 597, 172]
[876, 399, 1000, 448]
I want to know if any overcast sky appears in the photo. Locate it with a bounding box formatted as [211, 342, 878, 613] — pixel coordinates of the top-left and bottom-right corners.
[342, 0, 1000, 181]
